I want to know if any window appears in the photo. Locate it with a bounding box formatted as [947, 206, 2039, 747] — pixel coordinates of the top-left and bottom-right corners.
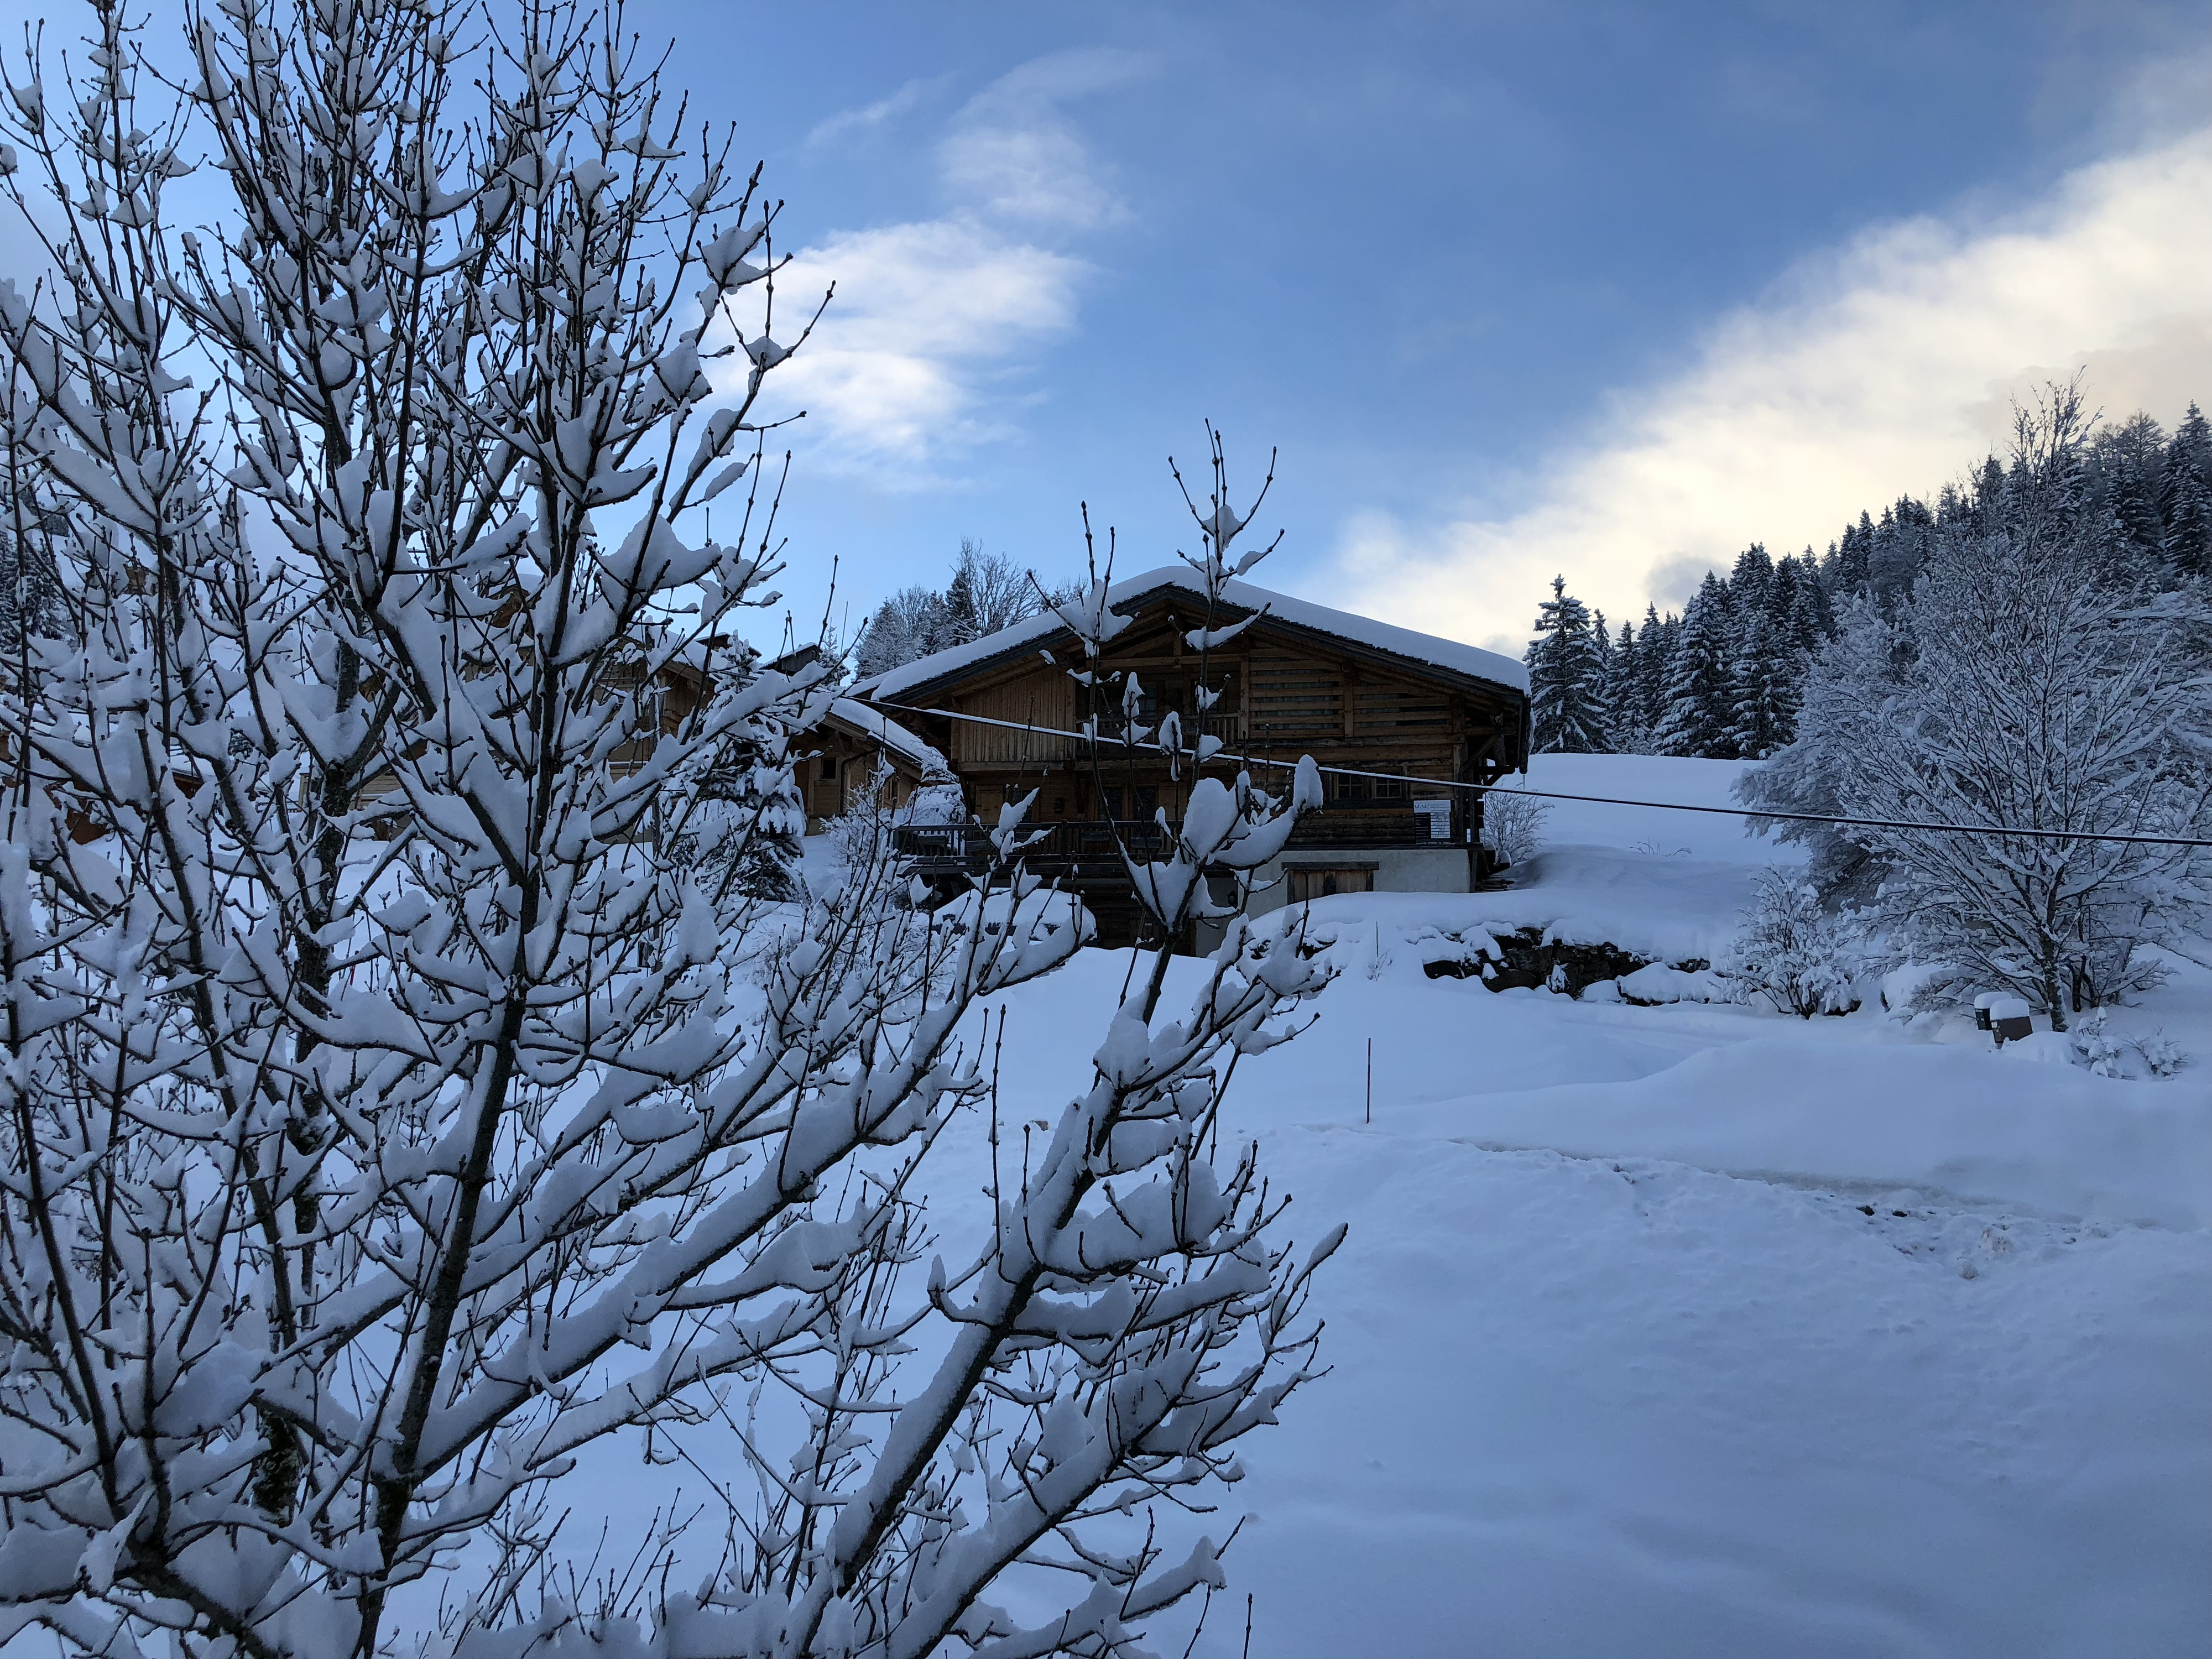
[1332, 773, 1407, 805]
[818, 754, 839, 781]
[1286, 867, 1375, 903]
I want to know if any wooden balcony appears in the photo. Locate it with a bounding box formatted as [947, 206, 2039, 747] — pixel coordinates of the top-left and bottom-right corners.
[891, 806, 1462, 879]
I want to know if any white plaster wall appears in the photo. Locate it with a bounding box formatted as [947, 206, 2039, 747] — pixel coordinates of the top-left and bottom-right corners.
[1243, 844, 1474, 919]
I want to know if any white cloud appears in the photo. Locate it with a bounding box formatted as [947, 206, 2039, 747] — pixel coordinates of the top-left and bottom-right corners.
[937, 49, 1146, 232]
[764, 49, 1149, 479]
[1336, 125, 2212, 658]
[804, 77, 947, 150]
[773, 221, 1084, 461]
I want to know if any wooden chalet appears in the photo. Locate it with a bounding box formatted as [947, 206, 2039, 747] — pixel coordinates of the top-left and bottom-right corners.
[851, 567, 1530, 947]
[795, 697, 952, 831]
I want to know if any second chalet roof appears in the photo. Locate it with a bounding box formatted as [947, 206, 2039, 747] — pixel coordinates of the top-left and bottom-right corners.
[824, 697, 951, 779]
[853, 565, 1530, 704]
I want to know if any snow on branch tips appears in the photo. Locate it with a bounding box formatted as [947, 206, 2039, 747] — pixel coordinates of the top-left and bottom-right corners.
[0, 8, 1339, 1659]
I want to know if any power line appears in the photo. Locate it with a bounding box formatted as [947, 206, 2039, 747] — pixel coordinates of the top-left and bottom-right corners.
[860, 697, 2212, 851]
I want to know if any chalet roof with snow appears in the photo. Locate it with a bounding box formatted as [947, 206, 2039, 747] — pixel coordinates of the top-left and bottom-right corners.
[853, 566, 1529, 706]
[823, 696, 950, 779]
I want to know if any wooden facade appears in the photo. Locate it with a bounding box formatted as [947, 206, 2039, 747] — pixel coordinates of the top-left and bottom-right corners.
[856, 575, 1529, 945]
[794, 698, 952, 830]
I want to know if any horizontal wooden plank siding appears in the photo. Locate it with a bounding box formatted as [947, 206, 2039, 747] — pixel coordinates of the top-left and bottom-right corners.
[1249, 653, 1342, 738]
[952, 669, 1078, 768]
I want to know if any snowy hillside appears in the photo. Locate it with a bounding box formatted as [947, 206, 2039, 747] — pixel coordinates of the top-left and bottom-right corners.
[948, 753, 2212, 1657]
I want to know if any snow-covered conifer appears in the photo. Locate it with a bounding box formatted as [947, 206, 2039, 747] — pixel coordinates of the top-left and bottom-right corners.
[1632, 604, 1672, 747]
[1729, 542, 1775, 615]
[1525, 573, 1611, 753]
[2091, 410, 2168, 577]
[1830, 510, 1875, 593]
[854, 584, 939, 675]
[1726, 608, 1798, 760]
[1606, 618, 1644, 750]
[854, 542, 1049, 676]
[2164, 401, 2212, 580]
[1652, 577, 1736, 758]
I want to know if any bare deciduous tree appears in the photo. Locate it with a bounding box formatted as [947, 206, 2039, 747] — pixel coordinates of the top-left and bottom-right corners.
[0, 5, 1337, 1656]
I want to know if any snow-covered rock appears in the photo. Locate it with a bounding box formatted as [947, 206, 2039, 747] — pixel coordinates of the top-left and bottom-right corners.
[1614, 963, 1728, 1005]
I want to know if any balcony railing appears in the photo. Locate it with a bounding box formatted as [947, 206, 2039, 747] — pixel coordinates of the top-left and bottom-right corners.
[891, 808, 1462, 876]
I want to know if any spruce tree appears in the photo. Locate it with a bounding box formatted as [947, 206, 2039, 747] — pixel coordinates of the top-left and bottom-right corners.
[1652, 577, 1736, 758]
[1767, 551, 1801, 632]
[1635, 604, 1672, 744]
[1525, 574, 1611, 752]
[684, 644, 805, 900]
[1785, 570, 1833, 656]
[1972, 455, 2007, 526]
[942, 547, 982, 646]
[1589, 606, 1611, 734]
[2164, 402, 2212, 578]
[2091, 411, 2167, 577]
[1867, 497, 1934, 600]
[1726, 607, 1798, 760]
[1833, 511, 1875, 594]
[1730, 542, 1775, 617]
[1608, 618, 1643, 750]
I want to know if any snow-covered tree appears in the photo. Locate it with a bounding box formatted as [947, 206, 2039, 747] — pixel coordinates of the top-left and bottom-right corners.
[1524, 573, 1610, 753]
[853, 582, 945, 676]
[1720, 867, 1860, 1018]
[1479, 781, 1550, 870]
[2164, 401, 2212, 580]
[1604, 618, 1645, 750]
[2090, 410, 2168, 577]
[1631, 604, 1671, 745]
[1726, 607, 1798, 760]
[1652, 576, 1735, 758]
[854, 540, 1055, 677]
[0, 9, 1337, 1658]
[1740, 389, 2212, 1027]
[679, 645, 807, 901]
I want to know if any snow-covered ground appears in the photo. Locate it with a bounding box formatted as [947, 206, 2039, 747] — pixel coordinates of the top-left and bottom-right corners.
[943, 754, 2212, 1657]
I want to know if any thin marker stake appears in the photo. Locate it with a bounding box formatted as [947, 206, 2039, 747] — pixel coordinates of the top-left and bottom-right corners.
[1365, 1037, 1373, 1126]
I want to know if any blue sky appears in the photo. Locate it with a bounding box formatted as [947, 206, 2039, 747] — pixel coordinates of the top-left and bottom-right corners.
[11, 1, 2212, 656]
[633, 0, 2212, 655]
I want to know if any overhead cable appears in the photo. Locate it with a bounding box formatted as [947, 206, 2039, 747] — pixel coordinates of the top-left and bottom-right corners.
[860, 697, 2212, 851]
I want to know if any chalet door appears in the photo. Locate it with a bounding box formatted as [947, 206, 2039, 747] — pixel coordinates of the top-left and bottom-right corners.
[1102, 786, 1159, 821]
[1287, 867, 1375, 903]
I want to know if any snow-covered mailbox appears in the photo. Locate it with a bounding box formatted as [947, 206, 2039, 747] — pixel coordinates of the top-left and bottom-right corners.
[846, 566, 1531, 949]
[1973, 992, 2034, 1045]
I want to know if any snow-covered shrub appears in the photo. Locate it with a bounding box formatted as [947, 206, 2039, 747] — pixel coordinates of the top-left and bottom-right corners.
[2069, 1010, 2189, 1079]
[904, 778, 967, 823]
[1721, 867, 1863, 1017]
[1482, 781, 1551, 868]
[0, 10, 1339, 1657]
